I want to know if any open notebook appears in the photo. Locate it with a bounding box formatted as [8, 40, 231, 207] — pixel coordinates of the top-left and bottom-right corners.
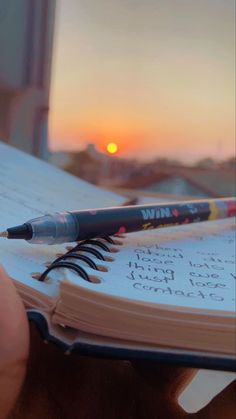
[0, 142, 235, 371]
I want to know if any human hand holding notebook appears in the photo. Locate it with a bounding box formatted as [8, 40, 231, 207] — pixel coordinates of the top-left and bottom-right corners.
[0, 142, 235, 371]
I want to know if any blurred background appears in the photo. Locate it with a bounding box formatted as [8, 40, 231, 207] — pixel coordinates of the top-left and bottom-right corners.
[0, 0, 235, 199]
[0, 0, 235, 411]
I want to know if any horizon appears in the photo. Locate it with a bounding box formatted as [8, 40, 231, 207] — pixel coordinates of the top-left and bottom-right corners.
[49, 143, 235, 166]
[49, 0, 235, 163]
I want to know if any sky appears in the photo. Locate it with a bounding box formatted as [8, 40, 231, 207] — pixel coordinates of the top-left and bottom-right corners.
[49, 0, 235, 162]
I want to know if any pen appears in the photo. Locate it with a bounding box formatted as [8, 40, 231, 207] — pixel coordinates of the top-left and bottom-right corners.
[0, 197, 235, 245]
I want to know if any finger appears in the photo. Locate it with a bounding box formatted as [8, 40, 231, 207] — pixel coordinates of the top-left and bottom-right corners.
[0, 266, 29, 419]
[15, 324, 137, 418]
[131, 360, 197, 398]
[196, 380, 236, 419]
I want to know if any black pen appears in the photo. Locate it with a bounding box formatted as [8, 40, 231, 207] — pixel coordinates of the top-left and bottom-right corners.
[0, 198, 235, 245]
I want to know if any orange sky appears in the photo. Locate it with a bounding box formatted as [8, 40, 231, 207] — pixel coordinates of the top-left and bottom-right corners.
[49, 0, 235, 162]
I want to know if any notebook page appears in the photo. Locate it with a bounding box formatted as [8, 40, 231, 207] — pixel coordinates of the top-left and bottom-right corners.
[0, 142, 124, 302]
[66, 218, 236, 312]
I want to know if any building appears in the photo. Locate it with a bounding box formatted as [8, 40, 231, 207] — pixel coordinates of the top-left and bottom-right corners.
[120, 166, 236, 198]
[0, 0, 55, 159]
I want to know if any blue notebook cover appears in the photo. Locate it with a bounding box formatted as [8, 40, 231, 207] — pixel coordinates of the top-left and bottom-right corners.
[27, 310, 236, 372]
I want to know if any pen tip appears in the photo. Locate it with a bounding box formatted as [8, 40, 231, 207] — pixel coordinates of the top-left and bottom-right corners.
[0, 231, 8, 238]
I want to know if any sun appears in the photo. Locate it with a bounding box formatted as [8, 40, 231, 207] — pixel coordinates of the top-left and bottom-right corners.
[106, 142, 118, 155]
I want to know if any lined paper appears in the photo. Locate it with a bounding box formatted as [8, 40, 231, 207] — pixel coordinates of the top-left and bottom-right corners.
[0, 142, 123, 302]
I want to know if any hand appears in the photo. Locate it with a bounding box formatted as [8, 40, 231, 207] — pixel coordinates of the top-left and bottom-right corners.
[0, 266, 29, 419]
[0, 267, 235, 419]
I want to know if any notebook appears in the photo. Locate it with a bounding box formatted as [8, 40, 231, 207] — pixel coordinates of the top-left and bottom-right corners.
[0, 142, 235, 371]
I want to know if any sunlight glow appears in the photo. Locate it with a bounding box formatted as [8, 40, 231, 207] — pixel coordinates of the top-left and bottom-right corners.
[106, 142, 118, 154]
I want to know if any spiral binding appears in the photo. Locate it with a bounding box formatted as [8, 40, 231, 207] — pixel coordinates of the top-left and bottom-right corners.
[36, 236, 121, 283]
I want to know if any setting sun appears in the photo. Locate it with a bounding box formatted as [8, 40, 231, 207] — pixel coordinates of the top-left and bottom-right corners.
[106, 142, 118, 155]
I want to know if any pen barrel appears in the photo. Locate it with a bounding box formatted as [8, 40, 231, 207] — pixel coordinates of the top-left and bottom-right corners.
[72, 198, 235, 241]
[24, 197, 235, 244]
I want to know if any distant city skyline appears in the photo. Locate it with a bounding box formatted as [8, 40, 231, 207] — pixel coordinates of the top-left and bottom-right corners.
[49, 0, 235, 162]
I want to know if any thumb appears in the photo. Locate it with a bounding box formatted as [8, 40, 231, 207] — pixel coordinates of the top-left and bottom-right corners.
[195, 380, 236, 419]
[0, 266, 29, 418]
